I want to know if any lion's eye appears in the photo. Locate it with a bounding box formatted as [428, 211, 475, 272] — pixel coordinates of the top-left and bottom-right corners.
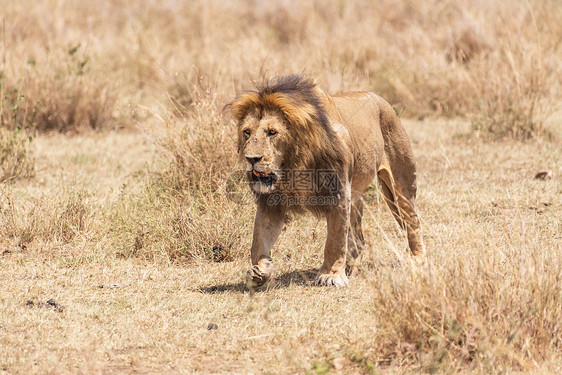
[243, 129, 251, 138]
[267, 129, 277, 136]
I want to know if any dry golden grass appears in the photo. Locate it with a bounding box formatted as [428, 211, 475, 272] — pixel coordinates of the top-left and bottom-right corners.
[2, 0, 561, 136]
[0, 128, 34, 183]
[1, 0, 562, 373]
[1, 119, 561, 373]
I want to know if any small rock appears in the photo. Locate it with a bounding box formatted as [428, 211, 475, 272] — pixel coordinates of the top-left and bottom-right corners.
[98, 283, 130, 289]
[534, 171, 553, 180]
[27, 299, 64, 312]
[211, 244, 232, 262]
[207, 323, 218, 330]
[45, 299, 64, 312]
[333, 357, 348, 370]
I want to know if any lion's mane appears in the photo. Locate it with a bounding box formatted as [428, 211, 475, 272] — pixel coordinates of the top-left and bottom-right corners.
[230, 75, 345, 213]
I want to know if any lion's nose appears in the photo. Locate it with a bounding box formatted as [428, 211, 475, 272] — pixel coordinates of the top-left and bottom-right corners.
[246, 156, 263, 165]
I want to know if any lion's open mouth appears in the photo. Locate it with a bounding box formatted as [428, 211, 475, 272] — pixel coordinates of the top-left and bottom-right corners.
[251, 169, 278, 188]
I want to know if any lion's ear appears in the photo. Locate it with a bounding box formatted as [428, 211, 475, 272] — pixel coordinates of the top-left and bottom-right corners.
[230, 91, 260, 121]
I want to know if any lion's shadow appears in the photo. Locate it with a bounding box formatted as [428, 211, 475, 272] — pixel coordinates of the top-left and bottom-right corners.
[197, 268, 319, 294]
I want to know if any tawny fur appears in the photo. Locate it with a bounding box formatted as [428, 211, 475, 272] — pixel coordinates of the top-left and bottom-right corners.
[230, 75, 425, 287]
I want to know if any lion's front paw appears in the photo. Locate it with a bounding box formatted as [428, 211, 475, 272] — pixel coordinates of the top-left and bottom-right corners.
[246, 259, 275, 288]
[246, 266, 269, 288]
[315, 272, 349, 287]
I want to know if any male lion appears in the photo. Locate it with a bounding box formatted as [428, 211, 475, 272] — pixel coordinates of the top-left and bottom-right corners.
[230, 75, 424, 287]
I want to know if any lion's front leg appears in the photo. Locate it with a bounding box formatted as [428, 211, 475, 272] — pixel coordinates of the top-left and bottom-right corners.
[316, 187, 351, 287]
[247, 200, 286, 288]
[346, 198, 365, 277]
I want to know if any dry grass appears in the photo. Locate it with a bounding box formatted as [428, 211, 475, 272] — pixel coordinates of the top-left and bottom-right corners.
[106, 81, 248, 263]
[1, 0, 562, 373]
[2, 0, 561, 137]
[2, 119, 561, 374]
[0, 128, 34, 183]
[1, 38, 117, 134]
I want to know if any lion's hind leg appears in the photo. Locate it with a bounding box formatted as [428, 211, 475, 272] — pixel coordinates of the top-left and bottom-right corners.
[377, 164, 425, 260]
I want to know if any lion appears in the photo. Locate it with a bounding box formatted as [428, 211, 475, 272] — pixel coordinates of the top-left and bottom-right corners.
[230, 75, 425, 287]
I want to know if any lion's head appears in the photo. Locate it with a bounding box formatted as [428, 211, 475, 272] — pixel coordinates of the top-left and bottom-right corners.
[230, 75, 344, 197]
[235, 108, 289, 194]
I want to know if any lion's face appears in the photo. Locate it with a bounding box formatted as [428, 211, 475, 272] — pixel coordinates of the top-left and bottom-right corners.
[238, 111, 290, 194]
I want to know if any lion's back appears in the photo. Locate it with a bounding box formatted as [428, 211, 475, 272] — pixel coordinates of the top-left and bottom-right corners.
[326, 92, 387, 190]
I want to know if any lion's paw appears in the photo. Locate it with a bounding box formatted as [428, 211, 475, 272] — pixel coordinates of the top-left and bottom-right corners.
[246, 259, 274, 288]
[315, 272, 349, 287]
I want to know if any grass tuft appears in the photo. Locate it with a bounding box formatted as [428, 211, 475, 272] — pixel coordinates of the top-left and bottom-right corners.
[1, 56, 117, 133]
[107, 83, 252, 262]
[0, 187, 93, 249]
[0, 128, 34, 183]
[373, 254, 562, 371]
[107, 176, 253, 263]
